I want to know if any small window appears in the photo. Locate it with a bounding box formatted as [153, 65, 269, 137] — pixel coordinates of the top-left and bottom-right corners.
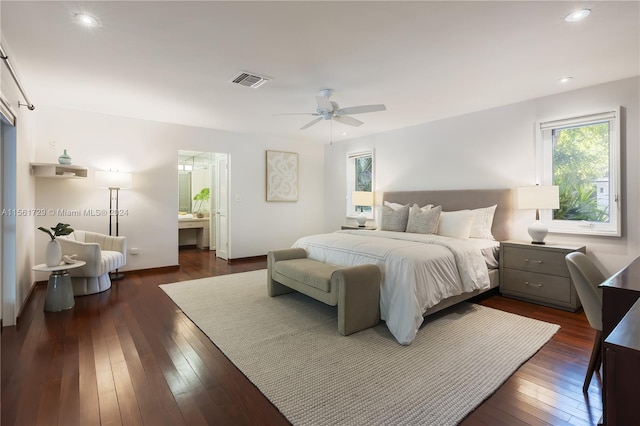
[346, 150, 374, 219]
[537, 108, 620, 236]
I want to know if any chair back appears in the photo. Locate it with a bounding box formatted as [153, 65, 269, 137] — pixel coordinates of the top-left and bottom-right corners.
[565, 252, 605, 331]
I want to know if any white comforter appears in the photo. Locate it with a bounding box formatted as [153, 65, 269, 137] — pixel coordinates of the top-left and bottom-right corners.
[292, 230, 492, 345]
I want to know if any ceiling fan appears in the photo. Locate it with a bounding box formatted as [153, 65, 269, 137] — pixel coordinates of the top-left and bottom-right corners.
[279, 89, 386, 130]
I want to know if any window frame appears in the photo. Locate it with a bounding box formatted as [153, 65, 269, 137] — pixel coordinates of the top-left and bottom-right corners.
[536, 107, 621, 237]
[346, 150, 375, 220]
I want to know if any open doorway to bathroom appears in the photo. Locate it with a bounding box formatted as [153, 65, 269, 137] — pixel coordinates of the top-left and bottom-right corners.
[178, 150, 230, 260]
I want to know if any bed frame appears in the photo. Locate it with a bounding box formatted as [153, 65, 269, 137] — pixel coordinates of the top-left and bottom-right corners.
[382, 188, 512, 318]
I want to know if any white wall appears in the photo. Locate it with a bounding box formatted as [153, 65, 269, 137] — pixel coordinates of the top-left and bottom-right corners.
[32, 106, 325, 278]
[325, 77, 640, 275]
[15, 108, 36, 318]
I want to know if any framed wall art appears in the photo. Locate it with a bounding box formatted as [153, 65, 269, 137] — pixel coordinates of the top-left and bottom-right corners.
[266, 150, 299, 202]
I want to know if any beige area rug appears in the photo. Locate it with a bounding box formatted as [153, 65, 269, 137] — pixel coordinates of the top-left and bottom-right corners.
[160, 270, 559, 426]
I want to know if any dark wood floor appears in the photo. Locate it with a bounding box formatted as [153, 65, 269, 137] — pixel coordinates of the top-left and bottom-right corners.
[2, 248, 602, 425]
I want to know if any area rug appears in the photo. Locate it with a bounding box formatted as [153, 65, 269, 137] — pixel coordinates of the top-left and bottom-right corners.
[160, 270, 559, 426]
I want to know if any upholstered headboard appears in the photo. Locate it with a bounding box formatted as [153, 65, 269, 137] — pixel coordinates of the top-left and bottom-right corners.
[382, 189, 512, 241]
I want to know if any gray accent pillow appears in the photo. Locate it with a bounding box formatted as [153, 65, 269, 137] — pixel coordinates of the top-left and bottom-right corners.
[406, 204, 441, 234]
[381, 204, 410, 232]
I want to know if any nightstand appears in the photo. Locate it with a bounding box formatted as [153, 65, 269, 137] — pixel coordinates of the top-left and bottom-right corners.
[500, 240, 586, 311]
[341, 225, 377, 230]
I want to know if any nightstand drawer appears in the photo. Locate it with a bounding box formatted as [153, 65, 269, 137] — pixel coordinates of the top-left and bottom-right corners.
[503, 247, 570, 277]
[502, 269, 573, 304]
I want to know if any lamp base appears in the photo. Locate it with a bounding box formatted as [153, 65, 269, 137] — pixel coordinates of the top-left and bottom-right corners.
[528, 220, 549, 245]
[355, 214, 367, 227]
[110, 271, 125, 281]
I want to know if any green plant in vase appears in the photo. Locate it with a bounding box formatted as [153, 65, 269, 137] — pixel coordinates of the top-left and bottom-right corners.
[193, 187, 210, 218]
[38, 223, 74, 266]
[38, 222, 74, 240]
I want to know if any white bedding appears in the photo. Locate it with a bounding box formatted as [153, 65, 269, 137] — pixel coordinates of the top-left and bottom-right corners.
[292, 230, 496, 345]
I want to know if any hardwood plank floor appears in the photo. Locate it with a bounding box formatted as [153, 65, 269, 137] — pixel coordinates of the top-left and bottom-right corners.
[2, 248, 602, 425]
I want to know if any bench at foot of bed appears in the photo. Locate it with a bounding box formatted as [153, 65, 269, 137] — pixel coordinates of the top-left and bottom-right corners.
[267, 248, 381, 336]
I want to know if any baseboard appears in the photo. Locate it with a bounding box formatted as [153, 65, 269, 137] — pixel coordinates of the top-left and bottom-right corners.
[14, 280, 43, 326]
[124, 265, 180, 275]
[228, 254, 267, 264]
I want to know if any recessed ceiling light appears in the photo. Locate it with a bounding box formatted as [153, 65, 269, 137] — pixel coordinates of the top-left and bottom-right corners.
[73, 13, 101, 28]
[559, 77, 574, 83]
[565, 9, 591, 22]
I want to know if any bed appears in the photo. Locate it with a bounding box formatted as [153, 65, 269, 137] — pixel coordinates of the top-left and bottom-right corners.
[292, 189, 512, 345]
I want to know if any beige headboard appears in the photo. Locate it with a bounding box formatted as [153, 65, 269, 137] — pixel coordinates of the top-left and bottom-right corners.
[382, 189, 512, 241]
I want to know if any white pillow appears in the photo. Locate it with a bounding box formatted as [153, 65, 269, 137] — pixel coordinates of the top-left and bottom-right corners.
[436, 210, 474, 240]
[469, 205, 497, 240]
[384, 201, 405, 211]
[384, 201, 433, 212]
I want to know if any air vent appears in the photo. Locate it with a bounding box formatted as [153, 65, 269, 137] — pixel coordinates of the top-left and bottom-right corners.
[230, 71, 271, 88]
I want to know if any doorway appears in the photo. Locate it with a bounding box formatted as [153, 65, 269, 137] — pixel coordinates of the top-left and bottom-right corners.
[178, 150, 230, 260]
[1, 116, 17, 326]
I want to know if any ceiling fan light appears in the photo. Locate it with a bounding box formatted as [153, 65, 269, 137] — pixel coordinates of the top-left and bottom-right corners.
[73, 13, 101, 28]
[565, 9, 591, 22]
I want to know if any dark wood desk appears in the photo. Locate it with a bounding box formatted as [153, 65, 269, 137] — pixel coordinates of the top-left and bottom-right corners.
[600, 256, 640, 425]
[603, 299, 640, 426]
[600, 256, 640, 339]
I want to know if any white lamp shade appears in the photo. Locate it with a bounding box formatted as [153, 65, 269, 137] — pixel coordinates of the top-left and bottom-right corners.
[516, 186, 559, 210]
[352, 191, 374, 207]
[95, 170, 133, 190]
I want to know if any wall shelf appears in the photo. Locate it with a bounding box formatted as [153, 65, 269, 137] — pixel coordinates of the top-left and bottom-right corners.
[30, 163, 88, 179]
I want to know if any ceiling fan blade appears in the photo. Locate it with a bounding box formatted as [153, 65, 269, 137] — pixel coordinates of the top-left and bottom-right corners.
[300, 117, 323, 130]
[335, 104, 386, 116]
[273, 112, 319, 116]
[315, 96, 334, 112]
[333, 115, 363, 127]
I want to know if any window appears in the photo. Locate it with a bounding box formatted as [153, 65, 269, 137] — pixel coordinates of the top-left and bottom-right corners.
[346, 150, 374, 218]
[537, 108, 620, 236]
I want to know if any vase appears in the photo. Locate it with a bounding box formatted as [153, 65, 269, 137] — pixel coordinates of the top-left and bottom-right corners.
[45, 240, 62, 267]
[58, 149, 72, 165]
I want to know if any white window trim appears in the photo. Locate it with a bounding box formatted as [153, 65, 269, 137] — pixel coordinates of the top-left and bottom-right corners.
[536, 107, 621, 237]
[346, 150, 375, 220]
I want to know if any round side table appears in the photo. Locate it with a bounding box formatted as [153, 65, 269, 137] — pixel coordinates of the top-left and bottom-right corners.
[33, 261, 86, 312]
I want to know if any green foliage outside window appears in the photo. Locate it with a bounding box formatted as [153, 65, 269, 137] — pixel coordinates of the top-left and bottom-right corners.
[355, 156, 372, 191]
[552, 123, 610, 222]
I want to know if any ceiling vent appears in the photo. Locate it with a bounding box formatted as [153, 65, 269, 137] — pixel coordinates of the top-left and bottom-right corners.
[230, 71, 271, 88]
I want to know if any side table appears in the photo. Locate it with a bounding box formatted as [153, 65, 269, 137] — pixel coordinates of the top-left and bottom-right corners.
[33, 261, 86, 312]
[341, 225, 377, 230]
[500, 240, 585, 311]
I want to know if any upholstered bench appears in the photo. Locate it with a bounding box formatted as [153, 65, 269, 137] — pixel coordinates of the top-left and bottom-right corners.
[267, 248, 381, 336]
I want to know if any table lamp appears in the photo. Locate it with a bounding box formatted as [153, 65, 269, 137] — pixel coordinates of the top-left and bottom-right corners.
[352, 191, 374, 227]
[517, 185, 559, 244]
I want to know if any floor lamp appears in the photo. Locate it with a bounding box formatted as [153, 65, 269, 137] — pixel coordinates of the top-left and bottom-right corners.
[96, 170, 133, 280]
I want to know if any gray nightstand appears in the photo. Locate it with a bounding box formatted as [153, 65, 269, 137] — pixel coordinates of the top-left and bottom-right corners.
[500, 240, 586, 311]
[341, 225, 377, 230]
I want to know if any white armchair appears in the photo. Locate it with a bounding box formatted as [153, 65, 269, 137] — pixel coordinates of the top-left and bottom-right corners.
[58, 230, 127, 295]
